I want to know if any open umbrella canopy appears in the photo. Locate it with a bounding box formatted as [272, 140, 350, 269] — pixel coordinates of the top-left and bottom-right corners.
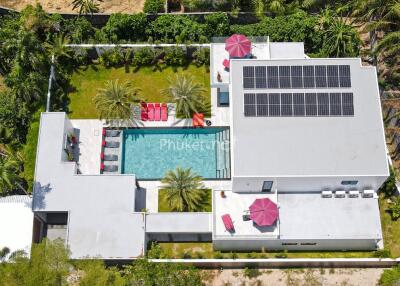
[225, 34, 252, 58]
[249, 198, 278, 226]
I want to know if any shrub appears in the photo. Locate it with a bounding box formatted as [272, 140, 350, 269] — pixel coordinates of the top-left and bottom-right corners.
[183, 0, 214, 12]
[194, 251, 204, 259]
[373, 249, 391, 258]
[164, 47, 186, 66]
[380, 266, 400, 286]
[99, 47, 125, 68]
[183, 251, 192, 259]
[229, 252, 238, 259]
[132, 47, 156, 66]
[388, 196, 400, 221]
[102, 13, 147, 42]
[204, 12, 230, 39]
[380, 166, 397, 198]
[275, 249, 288, 258]
[192, 47, 210, 67]
[213, 251, 224, 259]
[244, 267, 261, 278]
[146, 15, 205, 43]
[144, 0, 164, 13]
[60, 17, 95, 43]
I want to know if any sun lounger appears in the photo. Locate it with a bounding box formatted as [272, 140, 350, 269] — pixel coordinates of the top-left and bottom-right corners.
[161, 103, 168, 121]
[141, 103, 148, 121]
[193, 113, 204, 127]
[104, 141, 120, 148]
[105, 129, 121, 137]
[154, 103, 161, 121]
[148, 103, 155, 121]
[103, 164, 118, 172]
[221, 214, 234, 232]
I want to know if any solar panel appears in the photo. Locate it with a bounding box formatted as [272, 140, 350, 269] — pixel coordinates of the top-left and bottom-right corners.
[305, 93, 317, 116]
[291, 66, 303, 88]
[315, 65, 327, 88]
[244, 93, 256, 104]
[342, 92, 354, 116]
[243, 66, 255, 89]
[267, 66, 279, 88]
[269, 93, 281, 116]
[329, 93, 342, 116]
[279, 66, 291, 88]
[317, 93, 329, 116]
[303, 66, 315, 88]
[244, 93, 256, 116]
[256, 93, 268, 116]
[255, 66, 267, 88]
[244, 105, 256, 116]
[339, 65, 351, 87]
[281, 93, 293, 116]
[293, 93, 305, 116]
[327, 65, 339, 87]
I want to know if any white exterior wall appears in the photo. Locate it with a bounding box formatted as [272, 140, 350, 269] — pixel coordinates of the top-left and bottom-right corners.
[213, 238, 380, 251]
[232, 175, 388, 193]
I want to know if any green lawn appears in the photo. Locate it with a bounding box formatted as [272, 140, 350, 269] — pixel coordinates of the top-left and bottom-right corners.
[157, 242, 374, 259]
[379, 194, 400, 257]
[68, 64, 211, 119]
[158, 189, 212, 212]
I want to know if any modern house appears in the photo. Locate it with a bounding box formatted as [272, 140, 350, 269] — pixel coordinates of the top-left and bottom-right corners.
[31, 37, 388, 259]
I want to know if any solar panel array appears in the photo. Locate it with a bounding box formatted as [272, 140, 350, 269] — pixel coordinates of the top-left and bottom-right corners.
[244, 93, 354, 117]
[243, 65, 351, 89]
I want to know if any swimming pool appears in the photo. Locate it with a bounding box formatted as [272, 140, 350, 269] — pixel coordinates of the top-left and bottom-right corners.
[121, 128, 230, 180]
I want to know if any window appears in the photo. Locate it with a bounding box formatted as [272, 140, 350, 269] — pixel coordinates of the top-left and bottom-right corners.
[217, 89, 229, 107]
[341, 180, 358, 185]
[262, 181, 273, 192]
[282, 243, 298, 246]
[300, 243, 317, 246]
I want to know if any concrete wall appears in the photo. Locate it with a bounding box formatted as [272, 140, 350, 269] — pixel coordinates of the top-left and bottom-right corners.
[213, 238, 380, 251]
[232, 175, 388, 193]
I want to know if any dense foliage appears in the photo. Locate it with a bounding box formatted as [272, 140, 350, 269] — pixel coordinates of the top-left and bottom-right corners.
[380, 266, 400, 286]
[102, 13, 148, 42]
[143, 0, 165, 14]
[0, 239, 202, 286]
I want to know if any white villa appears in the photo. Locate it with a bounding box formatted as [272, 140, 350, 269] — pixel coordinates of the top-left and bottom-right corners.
[30, 37, 388, 259]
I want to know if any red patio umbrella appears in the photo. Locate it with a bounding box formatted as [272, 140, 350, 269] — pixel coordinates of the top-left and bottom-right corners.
[225, 34, 252, 58]
[249, 198, 278, 226]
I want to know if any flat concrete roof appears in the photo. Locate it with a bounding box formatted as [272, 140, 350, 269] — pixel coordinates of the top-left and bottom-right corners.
[0, 196, 33, 260]
[230, 58, 388, 177]
[278, 193, 382, 239]
[33, 113, 145, 259]
[145, 213, 212, 233]
[213, 191, 279, 239]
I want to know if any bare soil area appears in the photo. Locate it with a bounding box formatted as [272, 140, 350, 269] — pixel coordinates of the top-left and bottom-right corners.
[202, 268, 385, 286]
[0, 0, 144, 14]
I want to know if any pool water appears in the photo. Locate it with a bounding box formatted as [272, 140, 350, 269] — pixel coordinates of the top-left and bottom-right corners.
[121, 128, 230, 180]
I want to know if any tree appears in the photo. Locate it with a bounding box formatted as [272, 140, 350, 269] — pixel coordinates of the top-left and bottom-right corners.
[93, 80, 141, 124]
[44, 33, 72, 64]
[143, 0, 165, 14]
[204, 12, 230, 38]
[75, 260, 125, 286]
[162, 74, 205, 118]
[161, 167, 205, 212]
[375, 31, 400, 85]
[72, 0, 102, 15]
[102, 13, 147, 42]
[388, 196, 400, 220]
[318, 9, 360, 57]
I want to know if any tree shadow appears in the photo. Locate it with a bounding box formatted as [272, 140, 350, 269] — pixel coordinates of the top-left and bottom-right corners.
[32, 182, 52, 210]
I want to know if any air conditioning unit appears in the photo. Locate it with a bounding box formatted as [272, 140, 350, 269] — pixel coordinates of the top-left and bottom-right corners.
[322, 190, 333, 198]
[334, 191, 345, 198]
[362, 189, 375, 198]
[349, 190, 359, 198]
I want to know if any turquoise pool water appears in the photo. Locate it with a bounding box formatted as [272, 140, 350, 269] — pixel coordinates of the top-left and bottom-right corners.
[121, 128, 230, 179]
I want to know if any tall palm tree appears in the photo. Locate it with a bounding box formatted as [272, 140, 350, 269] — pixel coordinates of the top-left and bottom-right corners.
[44, 34, 72, 64]
[162, 74, 205, 118]
[161, 167, 204, 212]
[72, 0, 102, 16]
[93, 80, 141, 125]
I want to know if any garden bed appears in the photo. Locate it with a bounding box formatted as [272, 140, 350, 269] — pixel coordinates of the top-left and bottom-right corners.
[158, 189, 212, 212]
[68, 64, 210, 119]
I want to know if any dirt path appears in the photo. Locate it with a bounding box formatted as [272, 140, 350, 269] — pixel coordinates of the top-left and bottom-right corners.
[202, 268, 385, 286]
[0, 0, 144, 14]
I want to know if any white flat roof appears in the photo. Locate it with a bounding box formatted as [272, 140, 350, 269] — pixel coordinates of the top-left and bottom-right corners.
[33, 113, 145, 259]
[0, 196, 33, 260]
[278, 193, 382, 239]
[145, 213, 212, 233]
[230, 58, 388, 177]
[213, 191, 279, 239]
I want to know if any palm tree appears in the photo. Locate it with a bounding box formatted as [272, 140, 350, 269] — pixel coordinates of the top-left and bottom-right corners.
[375, 31, 400, 83]
[162, 74, 205, 118]
[72, 0, 102, 16]
[93, 80, 141, 125]
[44, 34, 72, 64]
[161, 167, 205, 212]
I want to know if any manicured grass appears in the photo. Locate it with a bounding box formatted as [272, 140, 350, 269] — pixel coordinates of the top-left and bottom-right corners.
[158, 189, 212, 212]
[68, 64, 211, 119]
[21, 109, 42, 193]
[157, 242, 374, 259]
[379, 194, 400, 257]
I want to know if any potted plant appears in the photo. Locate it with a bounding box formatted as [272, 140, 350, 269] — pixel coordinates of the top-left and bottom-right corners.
[220, 191, 226, 198]
[68, 133, 77, 145]
[217, 72, 222, 82]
